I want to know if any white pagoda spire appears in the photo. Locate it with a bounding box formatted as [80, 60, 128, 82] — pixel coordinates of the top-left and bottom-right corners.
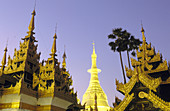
[82, 42, 110, 111]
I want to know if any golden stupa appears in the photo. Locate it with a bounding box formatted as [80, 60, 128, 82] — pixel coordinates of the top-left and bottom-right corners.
[82, 43, 110, 111]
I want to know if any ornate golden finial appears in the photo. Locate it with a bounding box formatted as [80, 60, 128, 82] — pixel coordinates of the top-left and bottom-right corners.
[51, 28, 57, 56]
[141, 22, 146, 42]
[141, 21, 144, 32]
[62, 45, 67, 68]
[2, 39, 8, 67]
[28, 9, 36, 32]
[1, 46, 8, 70]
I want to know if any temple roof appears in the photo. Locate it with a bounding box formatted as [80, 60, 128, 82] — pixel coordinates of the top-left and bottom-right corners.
[114, 27, 170, 111]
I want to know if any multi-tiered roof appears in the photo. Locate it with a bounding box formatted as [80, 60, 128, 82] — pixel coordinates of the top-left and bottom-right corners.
[0, 9, 83, 111]
[114, 27, 170, 111]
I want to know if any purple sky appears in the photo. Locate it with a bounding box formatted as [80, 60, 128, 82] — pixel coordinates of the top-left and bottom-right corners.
[0, 0, 170, 106]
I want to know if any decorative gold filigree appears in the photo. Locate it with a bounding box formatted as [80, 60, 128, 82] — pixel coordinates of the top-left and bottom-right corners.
[155, 60, 168, 71]
[138, 91, 145, 99]
[145, 60, 168, 74]
[149, 52, 161, 63]
[114, 93, 134, 111]
[1, 77, 23, 95]
[137, 42, 155, 62]
[125, 66, 133, 78]
[33, 73, 46, 89]
[139, 73, 161, 92]
[116, 74, 137, 95]
[145, 62, 153, 71]
[131, 58, 141, 67]
[38, 82, 55, 97]
[139, 91, 170, 110]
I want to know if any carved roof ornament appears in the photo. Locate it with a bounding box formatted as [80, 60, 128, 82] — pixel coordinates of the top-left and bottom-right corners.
[51, 33, 57, 57]
[28, 9, 36, 32]
[1, 47, 7, 71]
[62, 46, 67, 69]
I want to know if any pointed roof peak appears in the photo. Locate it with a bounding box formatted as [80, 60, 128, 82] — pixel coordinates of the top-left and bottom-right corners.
[141, 24, 146, 42]
[141, 26, 145, 33]
[51, 32, 57, 56]
[141, 21, 145, 32]
[54, 33, 57, 39]
[28, 9, 36, 32]
[63, 46, 67, 58]
[32, 9, 36, 15]
[62, 46, 67, 68]
[63, 51, 66, 58]
[4, 40, 8, 52]
[1, 46, 8, 68]
[53, 23, 57, 39]
[50, 24, 58, 56]
[4, 46, 7, 52]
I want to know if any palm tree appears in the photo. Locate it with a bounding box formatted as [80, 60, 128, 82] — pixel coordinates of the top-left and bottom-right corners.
[108, 28, 127, 84]
[122, 31, 142, 69]
[108, 28, 142, 84]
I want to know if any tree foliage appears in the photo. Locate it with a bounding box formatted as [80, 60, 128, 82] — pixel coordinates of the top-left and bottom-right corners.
[108, 28, 142, 83]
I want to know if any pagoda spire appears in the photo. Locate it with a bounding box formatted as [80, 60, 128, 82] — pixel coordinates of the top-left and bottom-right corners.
[28, 9, 36, 32]
[23, 9, 37, 40]
[82, 42, 110, 111]
[1, 47, 7, 71]
[50, 33, 57, 57]
[87, 42, 101, 88]
[88, 42, 100, 71]
[141, 25, 146, 42]
[62, 47, 67, 68]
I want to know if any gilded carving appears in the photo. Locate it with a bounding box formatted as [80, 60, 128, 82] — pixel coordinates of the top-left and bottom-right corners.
[1, 77, 23, 95]
[149, 52, 161, 62]
[139, 73, 161, 92]
[140, 91, 170, 111]
[116, 74, 137, 95]
[131, 58, 141, 66]
[138, 91, 145, 99]
[33, 73, 47, 88]
[155, 60, 168, 71]
[114, 93, 134, 111]
[145, 62, 153, 71]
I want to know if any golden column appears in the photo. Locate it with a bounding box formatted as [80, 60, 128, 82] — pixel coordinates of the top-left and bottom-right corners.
[82, 42, 110, 111]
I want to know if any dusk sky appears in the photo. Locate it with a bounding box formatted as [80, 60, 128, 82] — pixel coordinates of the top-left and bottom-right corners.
[0, 1, 170, 106]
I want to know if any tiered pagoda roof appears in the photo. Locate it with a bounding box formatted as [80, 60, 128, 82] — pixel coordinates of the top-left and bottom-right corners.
[0, 9, 83, 111]
[114, 27, 170, 111]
